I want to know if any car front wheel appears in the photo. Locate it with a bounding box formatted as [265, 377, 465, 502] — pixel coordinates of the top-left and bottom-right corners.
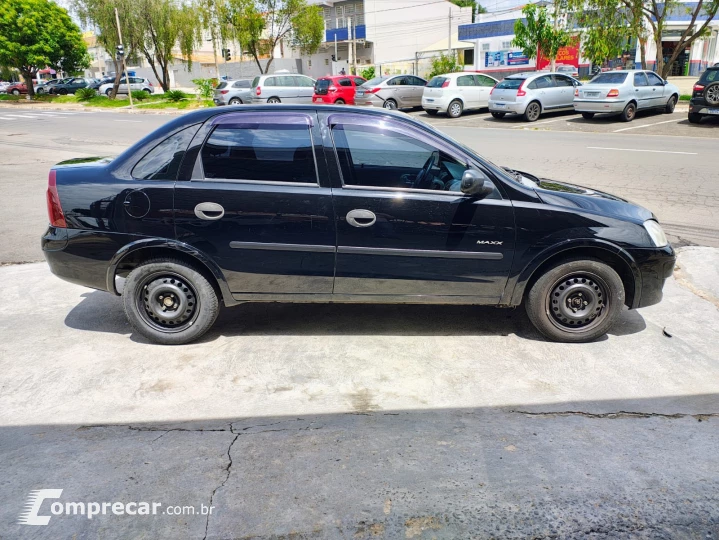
[123, 258, 220, 345]
[525, 258, 625, 343]
[664, 95, 677, 113]
[105, 89, 113, 96]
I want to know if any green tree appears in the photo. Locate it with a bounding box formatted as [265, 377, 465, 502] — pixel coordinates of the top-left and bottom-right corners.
[360, 66, 375, 80]
[512, 3, 571, 72]
[225, 0, 323, 74]
[428, 52, 463, 79]
[0, 0, 89, 99]
[449, 0, 486, 21]
[569, 0, 628, 67]
[124, 0, 200, 92]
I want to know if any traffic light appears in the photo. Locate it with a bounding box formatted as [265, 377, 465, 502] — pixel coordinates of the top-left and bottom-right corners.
[116, 44, 124, 60]
[223, 48, 231, 62]
[331, 54, 336, 61]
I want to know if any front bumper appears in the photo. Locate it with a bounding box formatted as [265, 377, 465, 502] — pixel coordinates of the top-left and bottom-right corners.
[488, 100, 526, 114]
[627, 244, 676, 309]
[573, 99, 627, 113]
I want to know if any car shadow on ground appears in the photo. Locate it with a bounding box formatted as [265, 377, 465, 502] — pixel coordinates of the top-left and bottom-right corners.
[677, 116, 719, 128]
[564, 108, 670, 124]
[63, 290, 647, 344]
[482, 110, 579, 124]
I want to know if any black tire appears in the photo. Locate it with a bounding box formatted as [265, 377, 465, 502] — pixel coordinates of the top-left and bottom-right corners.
[425, 109, 438, 116]
[664, 95, 677, 113]
[581, 112, 595, 119]
[58, 88, 68, 95]
[383, 99, 397, 110]
[620, 102, 636, 122]
[704, 81, 719, 106]
[525, 258, 625, 343]
[491, 112, 505, 119]
[267, 97, 281, 104]
[688, 112, 703, 124]
[36, 87, 44, 94]
[447, 99, 463, 118]
[228, 97, 241, 105]
[334, 98, 345, 104]
[105, 88, 113, 97]
[523, 101, 541, 122]
[12, 89, 20, 95]
[143, 88, 152, 94]
[123, 258, 220, 345]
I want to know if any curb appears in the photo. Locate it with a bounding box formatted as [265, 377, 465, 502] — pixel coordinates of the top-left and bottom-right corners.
[0, 102, 210, 115]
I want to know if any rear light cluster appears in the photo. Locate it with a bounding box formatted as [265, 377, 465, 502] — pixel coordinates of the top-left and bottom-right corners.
[516, 80, 527, 97]
[574, 88, 579, 96]
[441, 80, 450, 88]
[255, 86, 261, 95]
[693, 84, 705, 92]
[365, 87, 380, 94]
[220, 90, 229, 94]
[46, 170, 66, 228]
[490, 84, 496, 95]
[607, 89, 620, 97]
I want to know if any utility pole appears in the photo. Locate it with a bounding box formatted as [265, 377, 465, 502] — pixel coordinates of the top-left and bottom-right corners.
[353, 20, 358, 74]
[348, 17, 354, 74]
[114, 8, 133, 110]
[447, 7, 452, 56]
[334, 34, 338, 74]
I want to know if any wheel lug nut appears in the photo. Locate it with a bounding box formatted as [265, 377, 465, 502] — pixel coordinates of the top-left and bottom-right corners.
[584, 301, 588, 306]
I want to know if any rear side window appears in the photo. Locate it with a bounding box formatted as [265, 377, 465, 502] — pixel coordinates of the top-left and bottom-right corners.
[427, 77, 448, 88]
[352, 77, 365, 86]
[232, 80, 250, 88]
[700, 69, 719, 83]
[634, 73, 649, 86]
[475, 75, 496, 87]
[201, 125, 316, 184]
[533, 75, 554, 89]
[216, 82, 228, 90]
[264, 77, 277, 86]
[338, 78, 352, 87]
[590, 73, 628, 84]
[132, 124, 200, 180]
[457, 75, 476, 87]
[496, 78, 524, 90]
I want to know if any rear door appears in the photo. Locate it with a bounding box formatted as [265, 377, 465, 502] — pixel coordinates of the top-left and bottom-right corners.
[323, 112, 515, 300]
[474, 74, 496, 107]
[295, 75, 315, 103]
[530, 75, 558, 108]
[552, 75, 576, 108]
[633, 72, 652, 109]
[173, 111, 336, 295]
[406, 76, 427, 106]
[456, 74, 480, 109]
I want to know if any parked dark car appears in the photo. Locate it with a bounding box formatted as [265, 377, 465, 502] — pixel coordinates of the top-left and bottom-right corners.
[42, 106, 675, 345]
[90, 76, 116, 90]
[688, 65, 719, 123]
[49, 77, 98, 95]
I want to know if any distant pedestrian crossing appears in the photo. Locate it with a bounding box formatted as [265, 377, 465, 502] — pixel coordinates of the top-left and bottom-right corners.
[0, 110, 91, 121]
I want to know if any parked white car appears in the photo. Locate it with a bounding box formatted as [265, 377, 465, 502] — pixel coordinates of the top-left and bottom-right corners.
[422, 72, 499, 118]
[98, 77, 154, 96]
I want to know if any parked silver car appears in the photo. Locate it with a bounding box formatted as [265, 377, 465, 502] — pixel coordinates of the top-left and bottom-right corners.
[98, 77, 154, 96]
[488, 72, 581, 122]
[213, 79, 252, 106]
[355, 75, 427, 110]
[574, 70, 680, 122]
[250, 73, 316, 104]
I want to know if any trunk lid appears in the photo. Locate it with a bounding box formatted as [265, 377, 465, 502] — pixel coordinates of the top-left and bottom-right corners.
[315, 79, 331, 95]
[491, 78, 525, 103]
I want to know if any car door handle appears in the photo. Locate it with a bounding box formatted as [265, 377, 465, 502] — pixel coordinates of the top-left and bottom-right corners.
[346, 209, 376, 228]
[194, 202, 225, 220]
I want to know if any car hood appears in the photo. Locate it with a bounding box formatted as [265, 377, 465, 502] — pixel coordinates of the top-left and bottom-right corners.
[506, 168, 654, 223]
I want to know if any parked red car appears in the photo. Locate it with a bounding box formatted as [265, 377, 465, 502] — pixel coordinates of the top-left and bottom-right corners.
[312, 75, 366, 105]
[5, 82, 28, 95]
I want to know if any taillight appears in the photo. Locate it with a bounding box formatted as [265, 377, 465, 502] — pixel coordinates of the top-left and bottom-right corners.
[516, 81, 527, 97]
[255, 86, 261, 95]
[607, 88, 619, 97]
[148, 81, 153, 86]
[46, 169, 66, 228]
[441, 80, 450, 88]
[693, 84, 705, 92]
[490, 84, 496, 95]
[365, 87, 380, 94]
[220, 90, 229, 94]
[574, 88, 578, 96]
[329, 86, 337, 92]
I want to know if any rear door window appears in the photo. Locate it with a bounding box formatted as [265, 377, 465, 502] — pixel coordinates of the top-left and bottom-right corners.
[634, 73, 649, 87]
[233, 80, 250, 88]
[200, 123, 317, 184]
[646, 72, 664, 86]
[352, 77, 365, 86]
[457, 75, 476, 87]
[533, 75, 555, 89]
[553, 75, 574, 87]
[338, 78, 352, 87]
[475, 75, 496, 87]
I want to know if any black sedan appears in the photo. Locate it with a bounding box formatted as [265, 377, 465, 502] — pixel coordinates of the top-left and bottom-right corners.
[41, 106, 675, 344]
[48, 77, 98, 95]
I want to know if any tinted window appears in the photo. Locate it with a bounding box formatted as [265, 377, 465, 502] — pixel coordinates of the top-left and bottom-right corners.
[338, 78, 352, 87]
[363, 76, 389, 87]
[409, 76, 426, 86]
[201, 125, 316, 184]
[232, 80, 251, 88]
[295, 76, 315, 87]
[700, 69, 719, 83]
[132, 124, 200, 180]
[553, 75, 574, 87]
[251, 76, 260, 87]
[646, 72, 664, 86]
[457, 75, 476, 87]
[496, 78, 524, 90]
[475, 75, 496, 87]
[387, 77, 402, 86]
[591, 73, 628, 84]
[264, 77, 277, 86]
[315, 79, 331, 92]
[634, 73, 649, 86]
[427, 77, 448, 88]
[533, 75, 555, 89]
[352, 77, 365, 86]
[216, 82, 228, 90]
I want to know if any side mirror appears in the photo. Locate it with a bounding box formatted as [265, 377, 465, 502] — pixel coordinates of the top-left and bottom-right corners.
[460, 169, 494, 198]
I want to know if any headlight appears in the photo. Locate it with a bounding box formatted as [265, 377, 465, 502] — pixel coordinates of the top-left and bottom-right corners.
[643, 220, 668, 247]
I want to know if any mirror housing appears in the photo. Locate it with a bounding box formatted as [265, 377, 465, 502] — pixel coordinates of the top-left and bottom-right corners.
[460, 169, 494, 198]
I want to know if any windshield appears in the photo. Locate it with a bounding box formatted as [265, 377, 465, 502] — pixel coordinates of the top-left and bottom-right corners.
[699, 69, 719, 84]
[590, 73, 628, 84]
[216, 82, 227, 90]
[495, 78, 524, 90]
[427, 77, 448, 88]
[362, 76, 389, 87]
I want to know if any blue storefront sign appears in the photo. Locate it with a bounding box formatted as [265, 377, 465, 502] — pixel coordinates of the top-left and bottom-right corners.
[507, 52, 529, 66]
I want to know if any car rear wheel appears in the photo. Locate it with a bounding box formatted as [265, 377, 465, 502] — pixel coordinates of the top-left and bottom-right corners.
[267, 97, 281, 104]
[12, 89, 20, 95]
[123, 258, 220, 345]
[447, 100, 463, 118]
[491, 112, 505, 119]
[581, 112, 595, 119]
[705, 82, 719, 106]
[383, 99, 397, 110]
[36, 87, 44, 94]
[524, 101, 541, 122]
[228, 97, 241, 105]
[105, 89, 113, 96]
[688, 112, 703, 124]
[335, 98, 345, 104]
[620, 102, 636, 122]
[525, 258, 624, 343]
[664, 95, 677, 113]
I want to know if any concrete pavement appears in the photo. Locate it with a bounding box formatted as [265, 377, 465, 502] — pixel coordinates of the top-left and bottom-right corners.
[0, 247, 718, 537]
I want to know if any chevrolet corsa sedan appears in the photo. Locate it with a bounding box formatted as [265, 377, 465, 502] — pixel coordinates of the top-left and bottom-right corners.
[42, 106, 675, 345]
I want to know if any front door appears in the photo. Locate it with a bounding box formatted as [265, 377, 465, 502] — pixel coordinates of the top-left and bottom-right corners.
[323, 112, 515, 301]
[174, 111, 335, 295]
[645, 71, 667, 107]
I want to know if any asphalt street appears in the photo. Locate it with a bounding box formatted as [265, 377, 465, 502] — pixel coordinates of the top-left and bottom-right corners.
[1, 105, 718, 538]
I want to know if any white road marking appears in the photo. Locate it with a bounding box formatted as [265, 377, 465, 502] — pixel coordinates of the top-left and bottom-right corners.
[113, 119, 142, 123]
[613, 119, 679, 132]
[511, 118, 567, 128]
[3, 114, 41, 118]
[587, 146, 698, 155]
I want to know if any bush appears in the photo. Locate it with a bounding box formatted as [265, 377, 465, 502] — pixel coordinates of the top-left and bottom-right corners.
[192, 78, 215, 99]
[428, 53, 463, 79]
[164, 90, 187, 102]
[360, 66, 375, 81]
[131, 90, 149, 101]
[75, 87, 97, 101]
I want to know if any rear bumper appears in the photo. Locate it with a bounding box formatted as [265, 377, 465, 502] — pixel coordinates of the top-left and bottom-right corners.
[312, 95, 355, 105]
[421, 97, 449, 113]
[626, 245, 676, 309]
[488, 100, 526, 114]
[689, 98, 719, 115]
[573, 99, 627, 113]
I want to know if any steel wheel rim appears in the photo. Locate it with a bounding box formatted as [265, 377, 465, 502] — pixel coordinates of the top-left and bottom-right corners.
[545, 272, 610, 333]
[707, 85, 719, 104]
[668, 97, 676, 110]
[268, 98, 280, 103]
[449, 103, 461, 116]
[626, 105, 635, 119]
[384, 100, 396, 109]
[136, 271, 200, 333]
[527, 103, 540, 120]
